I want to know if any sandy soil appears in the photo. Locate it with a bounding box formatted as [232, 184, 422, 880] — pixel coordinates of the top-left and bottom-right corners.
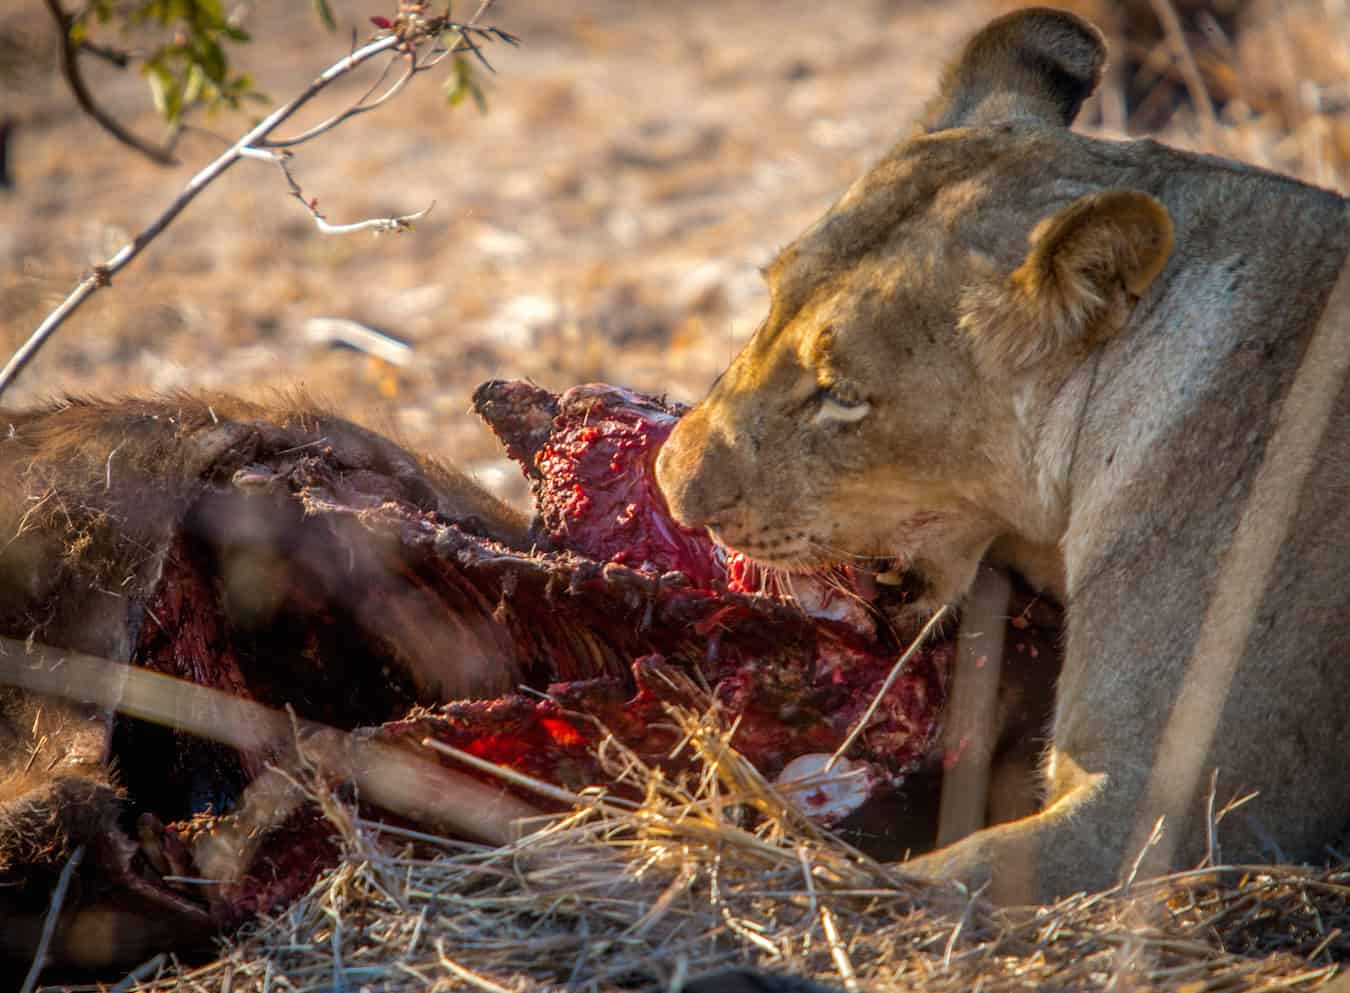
[1, 0, 1345, 511]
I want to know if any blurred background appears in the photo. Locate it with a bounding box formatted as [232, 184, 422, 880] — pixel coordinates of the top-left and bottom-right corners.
[1, 0, 1346, 511]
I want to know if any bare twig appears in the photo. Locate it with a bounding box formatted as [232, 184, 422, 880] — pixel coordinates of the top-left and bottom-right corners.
[1203, 768, 1221, 868]
[0, 5, 512, 401]
[820, 905, 861, 993]
[109, 953, 169, 993]
[305, 317, 414, 364]
[19, 844, 85, 993]
[77, 38, 134, 69]
[259, 47, 420, 149]
[1122, 816, 1167, 895]
[436, 939, 517, 993]
[236, 145, 435, 234]
[1147, 0, 1219, 144]
[825, 605, 950, 771]
[41, 0, 179, 165]
[261, 15, 518, 150]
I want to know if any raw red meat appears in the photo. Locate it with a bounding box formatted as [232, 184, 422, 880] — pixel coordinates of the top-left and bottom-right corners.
[470, 379, 950, 786]
[474, 381, 718, 583]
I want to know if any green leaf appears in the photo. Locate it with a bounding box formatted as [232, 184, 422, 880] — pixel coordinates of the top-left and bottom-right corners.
[143, 59, 182, 122]
[445, 54, 486, 112]
[192, 35, 227, 83]
[183, 62, 205, 105]
[195, 0, 227, 25]
[134, 0, 185, 26]
[313, 0, 336, 31]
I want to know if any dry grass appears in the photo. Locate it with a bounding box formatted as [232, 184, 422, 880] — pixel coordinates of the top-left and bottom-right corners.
[1041, 0, 1350, 187]
[59, 706, 1350, 993]
[1140, 0, 1350, 186]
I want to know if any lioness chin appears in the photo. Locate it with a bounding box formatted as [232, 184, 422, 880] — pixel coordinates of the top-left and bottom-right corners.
[656, 6, 1350, 902]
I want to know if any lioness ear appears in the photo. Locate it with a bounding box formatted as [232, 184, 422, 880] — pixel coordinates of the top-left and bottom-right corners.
[919, 7, 1106, 132]
[961, 191, 1174, 371]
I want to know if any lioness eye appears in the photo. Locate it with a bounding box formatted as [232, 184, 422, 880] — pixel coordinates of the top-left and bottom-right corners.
[811, 392, 871, 427]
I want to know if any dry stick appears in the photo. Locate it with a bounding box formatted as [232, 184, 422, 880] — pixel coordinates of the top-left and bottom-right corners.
[0, 14, 500, 401]
[424, 737, 636, 813]
[1203, 768, 1221, 869]
[936, 566, 1010, 849]
[424, 737, 822, 870]
[259, 41, 419, 150]
[0, 636, 545, 845]
[436, 938, 517, 993]
[109, 953, 169, 993]
[0, 29, 392, 398]
[19, 844, 85, 993]
[819, 905, 861, 993]
[1147, 0, 1219, 145]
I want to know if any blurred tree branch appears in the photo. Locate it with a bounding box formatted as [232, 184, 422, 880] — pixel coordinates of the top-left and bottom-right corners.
[0, 2, 517, 401]
[42, 0, 180, 165]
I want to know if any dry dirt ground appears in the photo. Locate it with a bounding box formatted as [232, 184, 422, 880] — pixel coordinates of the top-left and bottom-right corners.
[4, 1, 1344, 515]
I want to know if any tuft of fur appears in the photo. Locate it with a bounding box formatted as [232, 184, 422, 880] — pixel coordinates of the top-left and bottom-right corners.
[0, 774, 125, 875]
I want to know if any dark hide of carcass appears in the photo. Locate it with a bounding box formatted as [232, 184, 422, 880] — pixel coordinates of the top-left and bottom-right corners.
[0, 385, 1059, 979]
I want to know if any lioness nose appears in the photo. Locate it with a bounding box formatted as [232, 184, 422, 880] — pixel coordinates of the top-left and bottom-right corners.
[655, 421, 742, 530]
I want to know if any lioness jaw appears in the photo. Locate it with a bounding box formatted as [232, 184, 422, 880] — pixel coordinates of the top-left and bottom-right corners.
[657, 6, 1350, 902]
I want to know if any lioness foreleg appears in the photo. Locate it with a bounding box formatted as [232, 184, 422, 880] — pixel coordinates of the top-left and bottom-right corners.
[905, 750, 1136, 904]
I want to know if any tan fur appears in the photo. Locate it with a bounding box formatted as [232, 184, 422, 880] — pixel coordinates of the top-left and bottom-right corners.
[656, 7, 1350, 902]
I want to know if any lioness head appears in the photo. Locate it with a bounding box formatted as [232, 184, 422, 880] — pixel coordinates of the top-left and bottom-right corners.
[655, 7, 1174, 608]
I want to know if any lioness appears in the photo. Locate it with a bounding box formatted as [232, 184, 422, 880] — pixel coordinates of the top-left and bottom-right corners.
[656, 7, 1350, 902]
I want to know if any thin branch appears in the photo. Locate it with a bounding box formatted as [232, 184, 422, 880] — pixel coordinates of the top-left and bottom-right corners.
[260, 49, 421, 149]
[19, 844, 85, 993]
[78, 38, 134, 69]
[260, 19, 518, 150]
[0, 25, 477, 401]
[1147, 0, 1219, 145]
[0, 635, 546, 845]
[236, 144, 435, 234]
[1, 5, 511, 400]
[825, 605, 950, 771]
[820, 905, 862, 993]
[109, 953, 168, 993]
[42, 0, 178, 166]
